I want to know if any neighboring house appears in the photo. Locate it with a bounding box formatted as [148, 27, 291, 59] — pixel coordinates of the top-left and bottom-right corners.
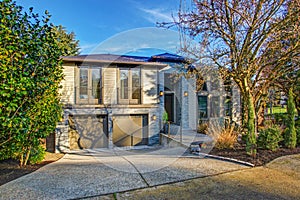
[49, 53, 241, 153]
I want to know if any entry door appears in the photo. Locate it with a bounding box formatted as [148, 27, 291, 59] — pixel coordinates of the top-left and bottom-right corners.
[113, 114, 148, 147]
[165, 93, 174, 122]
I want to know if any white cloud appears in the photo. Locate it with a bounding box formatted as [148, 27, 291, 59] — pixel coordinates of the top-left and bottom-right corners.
[79, 42, 100, 54]
[139, 7, 175, 24]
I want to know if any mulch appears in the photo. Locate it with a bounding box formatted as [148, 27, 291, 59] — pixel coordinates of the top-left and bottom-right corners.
[0, 159, 53, 186]
[210, 145, 300, 166]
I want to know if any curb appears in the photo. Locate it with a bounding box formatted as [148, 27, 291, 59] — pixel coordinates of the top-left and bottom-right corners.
[182, 153, 255, 167]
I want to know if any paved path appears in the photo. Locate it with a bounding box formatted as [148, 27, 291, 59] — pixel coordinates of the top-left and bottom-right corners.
[0, 147, 249, 200]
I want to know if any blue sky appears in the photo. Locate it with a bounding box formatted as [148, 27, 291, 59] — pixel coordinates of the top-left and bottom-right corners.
[15, 0, 182, 55]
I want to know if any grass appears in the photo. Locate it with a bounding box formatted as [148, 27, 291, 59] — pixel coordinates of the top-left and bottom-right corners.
[267, 106, 287, 114]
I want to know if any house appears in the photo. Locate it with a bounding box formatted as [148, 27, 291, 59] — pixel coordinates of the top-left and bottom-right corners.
[49, 53, 241, 153]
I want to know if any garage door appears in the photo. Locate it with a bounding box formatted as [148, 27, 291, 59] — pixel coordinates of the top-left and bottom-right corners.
[113, 114, 148, 147]
[68, 115, 108, 149]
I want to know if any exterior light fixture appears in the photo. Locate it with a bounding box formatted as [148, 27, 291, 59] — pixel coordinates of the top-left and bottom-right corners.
[184, 91, 188, 97]
[159, 91, 164, 96]
[152, 115, 157, 121]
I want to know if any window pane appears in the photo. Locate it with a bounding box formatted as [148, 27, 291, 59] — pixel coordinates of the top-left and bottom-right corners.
[210, 96, 220, 117]
[131, 69, 140, 100]
[198, 96, 207, 118]
[225, 96, 232, 116]
[92, 68, 101, 99]
[79, 68, 88, 99]
[120, 70, 128, 99]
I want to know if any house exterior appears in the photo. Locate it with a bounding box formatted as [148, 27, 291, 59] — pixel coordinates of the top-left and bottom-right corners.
[50, 53, 241, 153]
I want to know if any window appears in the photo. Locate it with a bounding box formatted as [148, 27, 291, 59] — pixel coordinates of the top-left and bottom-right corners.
[77, 66, 102, 104]
[210, 96, 220, 117]
[224, 96, 232, 117]
[198, 96, 208, 119]
[119, 68, 141, 104]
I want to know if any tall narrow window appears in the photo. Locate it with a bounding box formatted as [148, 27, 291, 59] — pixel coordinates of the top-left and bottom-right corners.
[131, 69, 141, 100]
[198, 95, 208, 119]
[120, 70, 129, 99]
[119, 68, 141, 104]
[224, 96, 232, 117]
[210, 96, 220, 117]
[91, 68, 101, 100]
[77, 66, 102, 104]
[79, 68, 88, 99]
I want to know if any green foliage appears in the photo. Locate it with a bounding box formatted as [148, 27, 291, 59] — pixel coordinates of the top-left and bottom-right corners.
[0, 0, 72, 166]
[296, 119, 300, 146]
[284, 88, 297, 148]
[29, 145, 46, 164]
[52, 25, 80, 56]
[257, 125, 283, 151]
[162, 111, 168, 123]
[273, 113, 288, 126]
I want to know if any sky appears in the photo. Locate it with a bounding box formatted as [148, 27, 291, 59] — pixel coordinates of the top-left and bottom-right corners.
[15, 0, 183, 56]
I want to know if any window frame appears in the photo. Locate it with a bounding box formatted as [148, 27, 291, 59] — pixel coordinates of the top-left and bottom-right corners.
[118, 67, 142, 105]
[76, 65, 102, 105]
[198, 95, 208, 119]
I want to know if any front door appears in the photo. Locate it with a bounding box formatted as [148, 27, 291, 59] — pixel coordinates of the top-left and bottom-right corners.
[165, 93, 174, 122]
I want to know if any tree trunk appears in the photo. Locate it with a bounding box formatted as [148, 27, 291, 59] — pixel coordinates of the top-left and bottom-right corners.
[23, 148, 31, 166]
[19, 153, 24, 167]
[244, 83, 257, 157]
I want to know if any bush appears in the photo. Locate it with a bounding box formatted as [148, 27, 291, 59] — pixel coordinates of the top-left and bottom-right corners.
[272, 113, 288, 126]
[215, 126, 238, 149]
[197, 123, 208, 134]
[29, 145, 46, 165]
[295, 119, 300, 146]
[257, 125, 283, 151]
[297, 128, 300, 146]
[284, 88, 297, 148]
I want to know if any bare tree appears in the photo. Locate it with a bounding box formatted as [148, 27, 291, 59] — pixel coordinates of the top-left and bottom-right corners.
[164, 0, 300, 156]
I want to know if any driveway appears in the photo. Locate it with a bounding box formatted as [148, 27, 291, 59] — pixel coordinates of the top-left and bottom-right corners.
[0, 147, 249, 200]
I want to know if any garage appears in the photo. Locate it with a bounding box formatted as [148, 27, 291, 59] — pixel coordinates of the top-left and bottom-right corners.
[113, 114, 148, 147]
[68, 115, 108, 149]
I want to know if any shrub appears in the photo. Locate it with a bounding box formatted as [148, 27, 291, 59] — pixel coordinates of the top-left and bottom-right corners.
[257, 125, 283, 151]
[162, 111, 168, 124]
[214, 126, 238, 149]
[295, 119, 300, 146]
[29, 145, 46, 165]
[197, 123, 208, 134]
[284, 88, 297, 148]
[273, 113, 288, 126]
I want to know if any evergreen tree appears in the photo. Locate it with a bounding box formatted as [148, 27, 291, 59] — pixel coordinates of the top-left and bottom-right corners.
[284, 88, 297, 148]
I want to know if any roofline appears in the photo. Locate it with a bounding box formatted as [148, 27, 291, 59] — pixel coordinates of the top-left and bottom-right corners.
[62, 57, 168, 67]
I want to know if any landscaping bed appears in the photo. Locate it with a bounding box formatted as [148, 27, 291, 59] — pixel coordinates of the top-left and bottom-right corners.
[0, 152, 64, 186]
[210, 145, 300, 166]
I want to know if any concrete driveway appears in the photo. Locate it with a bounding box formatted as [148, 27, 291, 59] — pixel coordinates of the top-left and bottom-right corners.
[0, 147, 249, 200]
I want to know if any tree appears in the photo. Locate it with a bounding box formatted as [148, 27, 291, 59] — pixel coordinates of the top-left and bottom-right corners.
[167, 0, 300, 156]
[52, 25, 80, 56]
[0, 0, 76, 166]
[265, 0, 300, 116]
[284, 88, 297, 148]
